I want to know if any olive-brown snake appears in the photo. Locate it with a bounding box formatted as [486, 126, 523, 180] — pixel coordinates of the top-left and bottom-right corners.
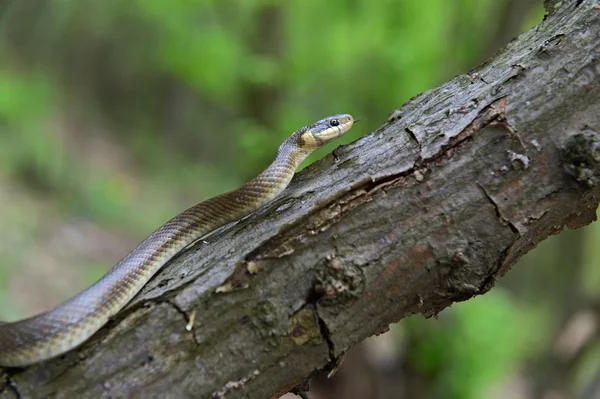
[0, 114, 355, 367]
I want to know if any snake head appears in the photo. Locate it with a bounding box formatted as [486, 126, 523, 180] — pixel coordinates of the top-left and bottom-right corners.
[297, 114, 355, 149]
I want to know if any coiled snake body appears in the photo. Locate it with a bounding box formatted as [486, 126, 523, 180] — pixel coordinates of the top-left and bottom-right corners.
[0, 114, 355, 367]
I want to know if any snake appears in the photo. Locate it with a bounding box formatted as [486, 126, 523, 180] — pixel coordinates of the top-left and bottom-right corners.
[0, 114, 355, 367]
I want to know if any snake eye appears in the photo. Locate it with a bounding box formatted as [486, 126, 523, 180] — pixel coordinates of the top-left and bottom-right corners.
[330, 119, 340, 127]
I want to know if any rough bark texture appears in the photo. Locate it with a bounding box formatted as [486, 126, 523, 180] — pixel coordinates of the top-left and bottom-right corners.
[2, 1, 600, 398]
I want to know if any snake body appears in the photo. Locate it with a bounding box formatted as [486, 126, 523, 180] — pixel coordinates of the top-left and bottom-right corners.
[0, 114, 355, 367]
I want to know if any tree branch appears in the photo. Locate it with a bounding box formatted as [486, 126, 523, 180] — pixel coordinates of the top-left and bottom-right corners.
[2, 1, 600, 398]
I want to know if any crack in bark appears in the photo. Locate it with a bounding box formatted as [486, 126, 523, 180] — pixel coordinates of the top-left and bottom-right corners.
[1, 374, 21, 399]
[165, 300, 200, 346]
[480, 245, 512, 293]
[289, 305, 349, 394]
[314, 306, 335, 363]
[404, 126, 421, 147]
[477, 182, 521, 235]
[287, 304, 340, 397]
[314, 306, 351, 379]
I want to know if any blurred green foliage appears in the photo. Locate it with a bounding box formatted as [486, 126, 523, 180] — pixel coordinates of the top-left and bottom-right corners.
[3, 1, 599, 398]
[406, 290, 545, 399]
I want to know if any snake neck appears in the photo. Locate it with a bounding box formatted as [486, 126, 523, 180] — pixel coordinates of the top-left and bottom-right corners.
[210, 141, 306, 218]
[276, 140, 311, 170]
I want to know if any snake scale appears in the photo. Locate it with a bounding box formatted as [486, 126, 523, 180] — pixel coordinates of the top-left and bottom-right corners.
[0, 114, 355, 367]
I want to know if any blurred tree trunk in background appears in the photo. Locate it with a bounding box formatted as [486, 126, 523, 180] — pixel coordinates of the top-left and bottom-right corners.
[485, 0, 541, 59]
[239, 3, 284, 180]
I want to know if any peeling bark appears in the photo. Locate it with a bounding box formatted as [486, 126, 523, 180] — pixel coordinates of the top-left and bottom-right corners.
[2, 1, 600, 398]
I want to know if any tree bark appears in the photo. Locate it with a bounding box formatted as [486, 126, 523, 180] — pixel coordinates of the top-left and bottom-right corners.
[2, 1, 600, 398]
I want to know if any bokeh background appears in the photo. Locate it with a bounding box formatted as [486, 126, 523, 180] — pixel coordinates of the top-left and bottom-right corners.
[1, 1, 598, 398]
